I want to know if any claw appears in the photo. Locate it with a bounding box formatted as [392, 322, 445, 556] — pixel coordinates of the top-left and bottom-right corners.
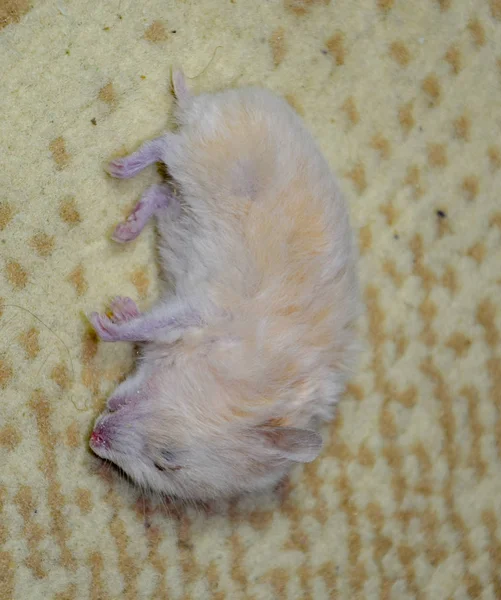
[89, 312, 119, 341]
[106, 158, 129, 178]
[106, 157, 147, 179]
[109, 297, 140, 323]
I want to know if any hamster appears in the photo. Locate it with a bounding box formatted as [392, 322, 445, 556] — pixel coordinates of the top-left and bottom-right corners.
[88, 69, 359, 501]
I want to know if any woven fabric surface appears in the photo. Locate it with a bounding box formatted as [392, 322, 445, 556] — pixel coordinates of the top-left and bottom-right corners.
[1, 0, 501, 598]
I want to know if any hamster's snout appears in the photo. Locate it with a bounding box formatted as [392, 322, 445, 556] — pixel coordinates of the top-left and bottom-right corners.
[90, 409, 144, 461]
[90, 429, 106, 449]
[89, 416, 114, 454]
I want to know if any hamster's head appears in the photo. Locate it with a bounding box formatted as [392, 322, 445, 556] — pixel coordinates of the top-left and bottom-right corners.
[89, 340, 323, 500]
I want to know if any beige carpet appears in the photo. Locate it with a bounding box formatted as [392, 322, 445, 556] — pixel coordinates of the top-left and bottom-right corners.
[2, 0, 501, 598]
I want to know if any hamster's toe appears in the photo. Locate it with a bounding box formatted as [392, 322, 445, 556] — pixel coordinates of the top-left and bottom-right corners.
[89, 312, 120, 341]
[110, 297, 140, 323]
[111, 221, 141, 243]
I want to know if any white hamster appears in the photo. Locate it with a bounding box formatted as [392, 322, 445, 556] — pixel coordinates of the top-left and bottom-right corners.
[89, 69, 359, 501]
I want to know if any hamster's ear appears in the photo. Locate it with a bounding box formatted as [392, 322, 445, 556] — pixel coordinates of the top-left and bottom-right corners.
[259, 426, 323, 463]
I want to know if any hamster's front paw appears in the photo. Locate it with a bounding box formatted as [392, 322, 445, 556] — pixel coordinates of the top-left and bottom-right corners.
[88, 312, 121, 341]
[109, 296, 140, 323]
[106, 158, 136, 179]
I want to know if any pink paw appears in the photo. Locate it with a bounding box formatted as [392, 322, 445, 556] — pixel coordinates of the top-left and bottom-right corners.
[111, 200, 148, 243]
[89, 312, 121, 341]
[106, 158, 131, 179]
[109, 297, 140, 323]
[111, 221, 142, 243]
[106, 157, 146, 179]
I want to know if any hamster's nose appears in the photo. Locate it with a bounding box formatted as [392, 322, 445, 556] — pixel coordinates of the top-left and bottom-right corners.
[90, 421, 110, 451]
[90, 430, 105, 447]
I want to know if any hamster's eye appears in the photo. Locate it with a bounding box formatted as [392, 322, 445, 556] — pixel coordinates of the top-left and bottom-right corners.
[161, 450, 176, 462]
[153, 450, 182, 472]
[153, 462, 183, 472]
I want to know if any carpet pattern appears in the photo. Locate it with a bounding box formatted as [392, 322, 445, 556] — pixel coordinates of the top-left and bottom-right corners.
[1, 0, 501, 598]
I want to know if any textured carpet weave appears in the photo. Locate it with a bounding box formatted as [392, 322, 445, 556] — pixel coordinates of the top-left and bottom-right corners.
[1, 1, 501, 598]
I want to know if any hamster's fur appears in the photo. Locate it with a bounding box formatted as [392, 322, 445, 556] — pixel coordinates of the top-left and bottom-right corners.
[89, 70, 359, 501]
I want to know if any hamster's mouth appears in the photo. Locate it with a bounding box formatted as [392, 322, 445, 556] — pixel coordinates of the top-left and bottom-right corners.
[89, 443, 112, 465]
[91, 453, 139, 488]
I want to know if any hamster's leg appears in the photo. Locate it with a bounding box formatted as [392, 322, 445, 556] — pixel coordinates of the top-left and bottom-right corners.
[106, 133, 176, 179]
[89, 305, 203, 343]
[112, 183, 176, 243]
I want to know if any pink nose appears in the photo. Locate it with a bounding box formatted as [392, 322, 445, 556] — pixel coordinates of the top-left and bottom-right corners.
[90, 429, 106, 448]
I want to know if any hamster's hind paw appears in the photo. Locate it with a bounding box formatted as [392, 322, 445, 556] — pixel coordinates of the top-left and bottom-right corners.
[111, 220, 142, 243]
